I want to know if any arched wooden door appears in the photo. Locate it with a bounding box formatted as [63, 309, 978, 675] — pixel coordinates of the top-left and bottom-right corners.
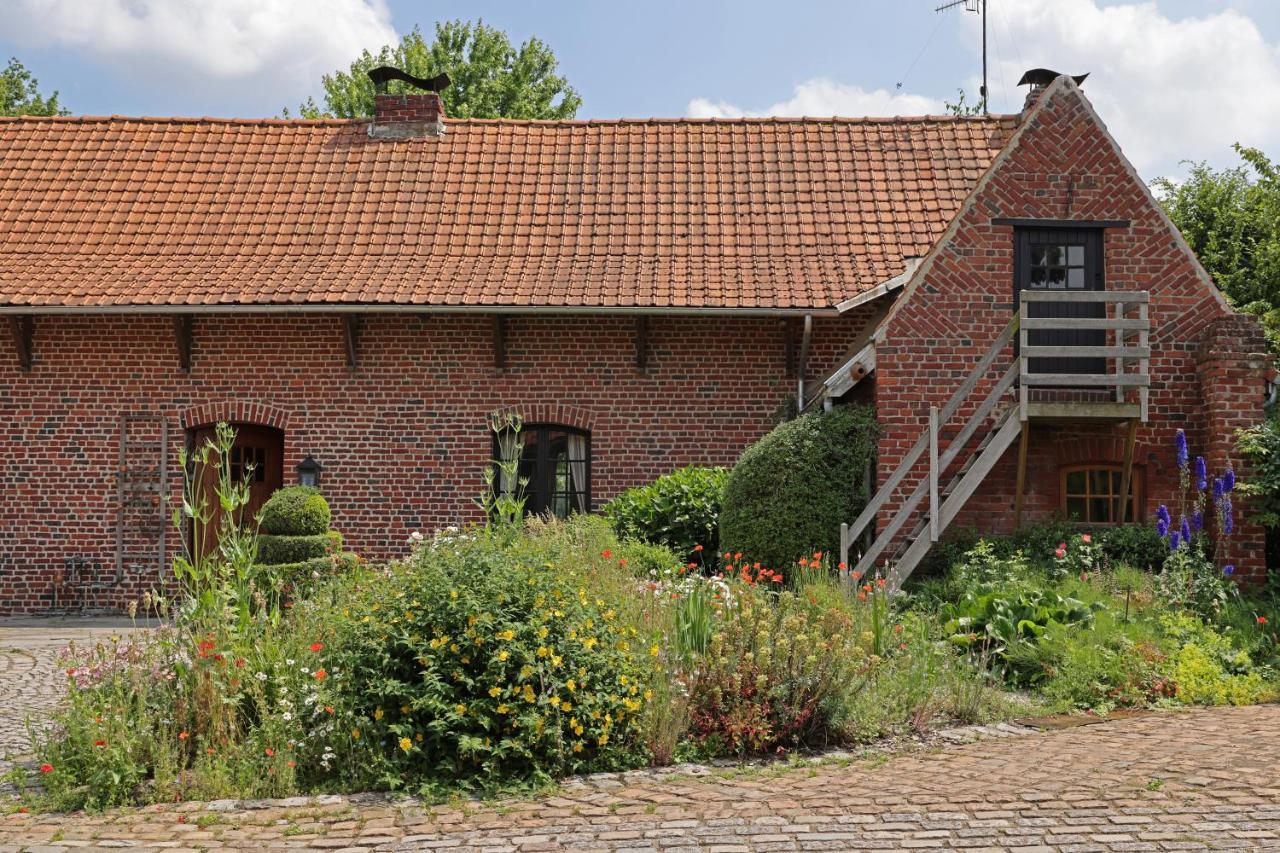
[188, 424, 284, 551]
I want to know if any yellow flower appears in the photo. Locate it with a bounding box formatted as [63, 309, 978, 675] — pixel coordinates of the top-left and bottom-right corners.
[450, 590, 458, 600]
[649, 645, 660, 657]
[551, 655, 563, 667]
[560, 699, 573, 711]
[538, 626, 550, 639]
[374, 708, 384, 721]
[566, 679, 576, 692]
[454, 704, 467, 715]
[400, 705, 411, 714]
[573, 741, 584, 753]
[497, 650, 509, 662]
[496, 703, 510, 714]
[619, 675, 629, 686]
[399, 737, 412, 752]
[496, 629, 515, 641]
[488, 686, 502, 698]
[522, 684, 536, 703]
[598, 734, 610, 746]
[537, 646, 550, 658]
[351, 729, 361, 739]
[582, 638, 598, 650]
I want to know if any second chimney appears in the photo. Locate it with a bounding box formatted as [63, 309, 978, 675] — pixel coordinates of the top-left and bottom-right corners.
[369, 92, 445, 139]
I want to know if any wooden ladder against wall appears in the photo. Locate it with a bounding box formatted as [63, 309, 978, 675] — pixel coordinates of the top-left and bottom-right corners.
[839, 316, 1022, 593]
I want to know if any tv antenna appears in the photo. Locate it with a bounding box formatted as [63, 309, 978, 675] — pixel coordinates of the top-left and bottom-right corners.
[936, 0, 987, 115]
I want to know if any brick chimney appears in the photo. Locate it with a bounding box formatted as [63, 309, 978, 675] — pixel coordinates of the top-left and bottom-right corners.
[369, 92, 445, 139]
[1018, 69, 1088, 114]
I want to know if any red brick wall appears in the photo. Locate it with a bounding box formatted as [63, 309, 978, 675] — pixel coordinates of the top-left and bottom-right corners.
[0, 311, 869, 614]
[873, 81, 1266, 575]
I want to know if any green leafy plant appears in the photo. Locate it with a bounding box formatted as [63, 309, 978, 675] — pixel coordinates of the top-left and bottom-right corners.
[943, 588, 1096, 686]
[720, 405, 878, 572]
[604, 466, 729, 563]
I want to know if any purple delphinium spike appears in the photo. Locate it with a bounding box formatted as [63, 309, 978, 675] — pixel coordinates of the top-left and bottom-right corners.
[1195, 457, 1207, 490]
[1193, 510, 1203, 531]
[1175, 430, 1189, 470]
[1224, 467, 1236, 493]
[1223, 564, 1235, 576]
[1181, 516, 1192, 543]
[1222, 496, 1234, 534]
[1156, 504, 1171, 538]
[1169, 531, 1181, 550]
[1213, 477, 1225, 500]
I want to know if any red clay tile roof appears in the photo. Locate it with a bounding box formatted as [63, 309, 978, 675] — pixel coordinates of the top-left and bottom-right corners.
[0, 114, 1016, 311]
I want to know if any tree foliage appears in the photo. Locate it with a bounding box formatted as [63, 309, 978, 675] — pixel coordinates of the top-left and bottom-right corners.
[293, 21, 580, 120]
[1154, 145, 1280, 352]
[1, 57, 68, 117]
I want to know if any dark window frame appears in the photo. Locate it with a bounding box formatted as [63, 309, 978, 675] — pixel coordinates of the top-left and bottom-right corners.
[1060, 464, 1144, 524]
[493, 423, 592, 518]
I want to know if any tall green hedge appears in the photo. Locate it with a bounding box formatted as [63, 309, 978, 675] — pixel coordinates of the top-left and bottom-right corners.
[255, 486, 357, 590]
[720, 405, 878, 571]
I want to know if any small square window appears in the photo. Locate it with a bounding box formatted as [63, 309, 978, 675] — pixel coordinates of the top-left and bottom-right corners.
[1060, 466, 1143, 524]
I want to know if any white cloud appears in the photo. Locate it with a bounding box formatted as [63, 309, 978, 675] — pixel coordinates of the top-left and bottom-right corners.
[688, 2, 1280, 177]
[688, 78, 945, 120]
[0, 0, 395, 85]
[972, 0, 1280, 176]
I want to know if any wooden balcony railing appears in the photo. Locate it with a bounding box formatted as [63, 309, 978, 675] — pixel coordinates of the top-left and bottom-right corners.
[1018, 290, 1150, 422]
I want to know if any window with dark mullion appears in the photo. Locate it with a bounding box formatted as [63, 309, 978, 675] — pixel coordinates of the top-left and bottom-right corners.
[495, 424, 591, 518]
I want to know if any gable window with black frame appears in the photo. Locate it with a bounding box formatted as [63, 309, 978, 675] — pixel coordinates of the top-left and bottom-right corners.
[1015, 226, 1106, 376]
[494, 424, 591, 518]
[1061, 465, 1143, 524]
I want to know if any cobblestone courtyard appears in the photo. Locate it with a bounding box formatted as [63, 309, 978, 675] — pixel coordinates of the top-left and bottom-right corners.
[1, 620, 1278, 852]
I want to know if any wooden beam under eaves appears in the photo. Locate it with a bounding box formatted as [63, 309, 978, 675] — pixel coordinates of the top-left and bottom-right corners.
[9, 315, 32, 371]
[343, 315, 363, 369]
[173, 315, 193, 373]
[635, 316, 649, 371]
[492, 315, 508, 371]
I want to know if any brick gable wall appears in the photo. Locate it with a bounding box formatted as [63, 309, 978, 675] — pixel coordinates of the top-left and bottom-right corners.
[874, 81, 1267, 580]
[0, 311, 868, 614]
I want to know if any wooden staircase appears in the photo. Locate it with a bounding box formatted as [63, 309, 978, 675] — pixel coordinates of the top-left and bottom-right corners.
[839, 290, 1151, 593]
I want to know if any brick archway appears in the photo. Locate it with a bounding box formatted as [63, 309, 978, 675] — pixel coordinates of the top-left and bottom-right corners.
[177, 401, 292, 431]
[489, 403, 597, 432]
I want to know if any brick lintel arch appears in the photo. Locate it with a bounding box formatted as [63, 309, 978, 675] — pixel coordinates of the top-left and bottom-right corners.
[489, 402, 597, 432]
[178, 400, 292, 431]
[1052, 431, 1155, 469]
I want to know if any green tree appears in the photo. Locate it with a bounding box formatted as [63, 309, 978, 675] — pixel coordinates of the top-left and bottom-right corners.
[1154, 145, 1280, 352]
[1, 57, 68, 116]
[292, 21, 580, 120]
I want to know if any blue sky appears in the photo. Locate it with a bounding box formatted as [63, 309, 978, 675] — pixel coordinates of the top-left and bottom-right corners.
[3, 0, 1280, 178]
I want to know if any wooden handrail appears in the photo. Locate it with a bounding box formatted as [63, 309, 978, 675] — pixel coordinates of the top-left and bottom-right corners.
[840, 314, 1020, 565]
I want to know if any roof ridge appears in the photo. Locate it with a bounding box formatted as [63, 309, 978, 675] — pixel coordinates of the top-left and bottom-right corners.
[0, 113, 1019, 128]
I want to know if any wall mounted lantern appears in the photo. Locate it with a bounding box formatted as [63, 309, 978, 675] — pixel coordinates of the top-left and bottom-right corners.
[296, 455, 323, 488]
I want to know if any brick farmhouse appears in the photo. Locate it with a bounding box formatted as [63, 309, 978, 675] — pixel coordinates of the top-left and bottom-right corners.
[0, 73, 1268, 613]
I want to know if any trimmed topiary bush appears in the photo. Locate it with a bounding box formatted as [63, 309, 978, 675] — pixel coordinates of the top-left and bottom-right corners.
[259, 486, 331, 536]
[720, 404, 878, 572]
[254, 487, 356, 590]
[603, 466, 729, 562]
[257, 531, 344, 566]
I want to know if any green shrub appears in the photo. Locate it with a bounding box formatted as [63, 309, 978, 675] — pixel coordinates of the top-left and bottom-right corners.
[267, 552, 362, 589]
[604, 466, 729, 562]
[720, 405, 878, 571]
[1099, 525, 1168, 571]
[319, 519, 661, 796]
[1160, 613, 1275, 705]
[257, 531, 343, 565]
[258, 486, 331, 535]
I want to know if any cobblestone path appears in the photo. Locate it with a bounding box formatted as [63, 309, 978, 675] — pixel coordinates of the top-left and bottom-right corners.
[1, 620, 1277, 851]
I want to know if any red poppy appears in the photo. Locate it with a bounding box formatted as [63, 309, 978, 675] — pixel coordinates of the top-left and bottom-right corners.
[1260, 616, 1269, 625]
[178, 731, 189, 740]
[324, 705, 335, 715]
[772, 575, 783, 583]
[601, 550, 613, 559]
[838, 562, 847, 571]
[693, 544, 703, 552]
[1081, 533, 1092, 544]
[314, 668, 328, 681]
[1054, 548, 1066, 559]
[264, 747, 274, 757]
[734, 552, 743, 561]
[39, 764, 53, 774]
[877, 578, 887, 588]
[310, 642, 324, 653]
[94, 739, 106, 748]
[287, 760, 296, 768]
[234, 658, 246, 668]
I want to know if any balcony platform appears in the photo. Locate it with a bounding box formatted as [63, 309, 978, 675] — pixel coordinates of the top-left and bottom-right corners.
[1023, 400, 1142, 423]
